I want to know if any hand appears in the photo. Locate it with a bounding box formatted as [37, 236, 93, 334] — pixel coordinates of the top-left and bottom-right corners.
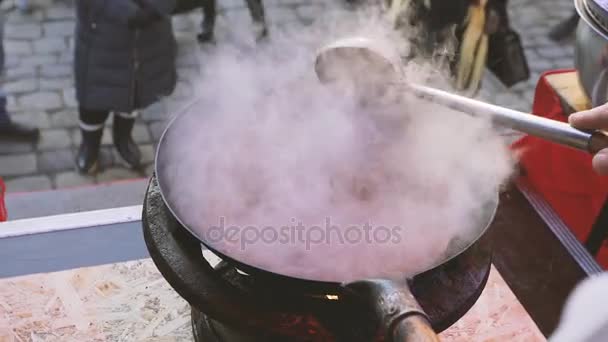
[569, 102, 608, 175]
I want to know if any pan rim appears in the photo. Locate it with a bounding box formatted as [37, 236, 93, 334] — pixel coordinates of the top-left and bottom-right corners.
[154, 96, 500, 285]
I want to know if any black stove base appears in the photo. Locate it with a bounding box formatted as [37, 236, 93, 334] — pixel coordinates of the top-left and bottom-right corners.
[192, 306, 282, 342]
[144, 175, 493, 341]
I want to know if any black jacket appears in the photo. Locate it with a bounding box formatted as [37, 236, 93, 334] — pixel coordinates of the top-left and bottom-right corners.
[74, 0, 178, 113]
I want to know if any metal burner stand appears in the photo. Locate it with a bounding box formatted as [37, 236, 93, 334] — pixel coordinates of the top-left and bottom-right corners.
[142, 175, 492, 341]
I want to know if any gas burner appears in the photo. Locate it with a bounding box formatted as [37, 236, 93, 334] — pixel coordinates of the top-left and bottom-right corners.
[142, 175, 492, 341]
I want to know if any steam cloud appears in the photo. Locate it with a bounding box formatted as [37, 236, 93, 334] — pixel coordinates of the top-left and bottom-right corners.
[161, 5, 515, 283]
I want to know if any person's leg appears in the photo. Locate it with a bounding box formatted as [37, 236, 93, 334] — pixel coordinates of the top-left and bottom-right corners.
[0, 9, 38, 141]
[198, 0, 216, 43]
[76, 108, 109, 174]
[112, 111, 142, 169]
[245, 0, 268, 41]
[0, 91, 9, 125]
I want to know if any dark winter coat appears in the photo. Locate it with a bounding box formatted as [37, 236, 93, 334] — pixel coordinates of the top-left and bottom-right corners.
[74, 0, 178, 113]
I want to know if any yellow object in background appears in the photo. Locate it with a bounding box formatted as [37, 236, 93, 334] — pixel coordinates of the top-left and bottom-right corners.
[456, 0, 489, 92]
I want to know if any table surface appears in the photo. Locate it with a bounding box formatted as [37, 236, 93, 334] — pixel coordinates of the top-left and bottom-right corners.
[0, 181, 598, 341]
[0, 257, 545, 342]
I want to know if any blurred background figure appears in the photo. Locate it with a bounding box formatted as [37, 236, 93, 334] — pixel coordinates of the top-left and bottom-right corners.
[74, 0, 178, 174]
[172, 0, 268, 43]
[0, 2, 39, 141]
[389, 0, 529, 95]
[549, 10, 579, 42]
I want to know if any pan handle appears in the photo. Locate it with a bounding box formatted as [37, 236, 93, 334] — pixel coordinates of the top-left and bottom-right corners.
[345, 279, 441, 342]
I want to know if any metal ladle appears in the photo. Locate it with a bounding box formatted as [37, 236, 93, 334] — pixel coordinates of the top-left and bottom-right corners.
[314, 37, 608, 154]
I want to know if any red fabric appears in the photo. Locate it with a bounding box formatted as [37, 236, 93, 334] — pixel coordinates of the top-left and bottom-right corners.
[511, 69, 608, 267]
[0, 177, 6, 222]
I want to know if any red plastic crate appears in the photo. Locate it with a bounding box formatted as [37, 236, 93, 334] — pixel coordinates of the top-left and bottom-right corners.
[512, 69, 608, 267]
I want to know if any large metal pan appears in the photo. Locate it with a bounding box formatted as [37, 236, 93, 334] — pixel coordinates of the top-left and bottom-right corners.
[154, 86, 499, 342]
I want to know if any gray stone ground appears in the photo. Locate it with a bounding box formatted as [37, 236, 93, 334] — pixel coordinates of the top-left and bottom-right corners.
[0, 0, 575, 192]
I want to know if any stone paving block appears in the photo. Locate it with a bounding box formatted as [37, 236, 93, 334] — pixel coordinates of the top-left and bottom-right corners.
[97, 167, 142, 183]
[6, 95, 18, 112]
[139, 144, 156, 164]
[4, 78, 39, 94]
[217, 0, 242, 10]
[553, 58, 574, 69]
[5, 40, 33, 55]
[33, 37, 68, 54]
[98, 146, 116, 169]
[5, 54, 20, 68]
[46, 5, 75, 20]
[5, 23, 42, 39]
[19, 91, 63, 111]
[295, 4, 321, 23]
[40, 77, 73, 91]
[0, 139, 34, 154]
[101, 127, 113, 146]
[20, 54, 58, 67]
[527, 58, 553, 73]
[6, 11, 35, 24]
[11, 111, 51, 129]
[141, 102, 166, 122]
[172, 81, 195, 99]
[54, 171, 96, 188]
[37, 148, 74, 173]
[0, 153, 36, 176]
[177, 67, 202, 84]
[149, 121, 168, 141]
[50, 110, 78, 128]
[58, 51, 74, 63]
[112, 142, 155, 167]
[145, 163, 155, 177]
[37, 128, 72, 150]
[5, 66, 37, 81]
[63, 87, 77, 108]
[41, 64, 72, 78]
[4, 175, 52, 192]
[31, 0, 54, 7]
[176, 51, 200, 68]
[43, 20, 75, 37]
[534, 36, 562, 48]
[266, 7, 298, 24]
[131, 124, 151, 143]
[172, 16, 194, 32]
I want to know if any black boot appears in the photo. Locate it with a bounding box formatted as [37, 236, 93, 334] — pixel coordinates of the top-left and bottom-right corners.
[197, 24, 215, 43]
[245, 0, 268, 42]
[0, 120, 40, 141]
[76, 127, 103, 174]
[197, 0, 216, 43]
[113, 113, 142, 169]
[0, 95, 39, 141]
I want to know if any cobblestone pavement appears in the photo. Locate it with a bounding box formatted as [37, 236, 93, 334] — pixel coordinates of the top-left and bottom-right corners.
[0, 0, 575, 192]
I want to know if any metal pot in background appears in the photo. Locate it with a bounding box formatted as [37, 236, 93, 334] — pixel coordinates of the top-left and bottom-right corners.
[575, 0, 608, 107]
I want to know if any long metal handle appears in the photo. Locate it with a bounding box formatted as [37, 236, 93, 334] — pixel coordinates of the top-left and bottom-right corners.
[409, 84, 608, 154]
[345, 278, 440, 342]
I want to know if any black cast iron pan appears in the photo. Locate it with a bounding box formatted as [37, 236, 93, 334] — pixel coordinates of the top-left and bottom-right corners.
[154, 98, 499, 341]
[154, 98, 498, 341]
